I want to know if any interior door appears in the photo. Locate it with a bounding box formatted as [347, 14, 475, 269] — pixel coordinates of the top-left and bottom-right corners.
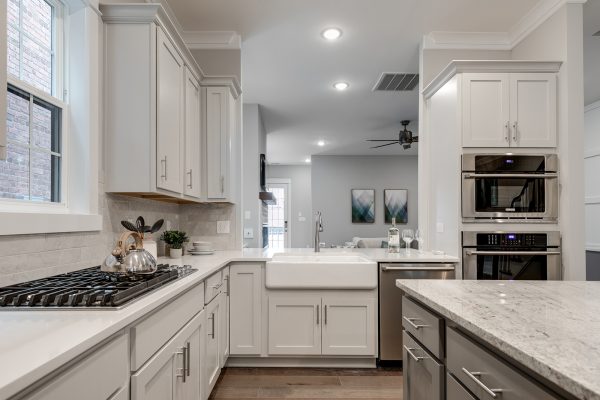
[156, 27, 184, 193]
[266, 180, 290, 249]
[268, 295, 321, 355]
[510, 73, 557, 147]
[321, 296, 376, 356]
[184, 67, 201, 198]
[462, 73, 510, 147]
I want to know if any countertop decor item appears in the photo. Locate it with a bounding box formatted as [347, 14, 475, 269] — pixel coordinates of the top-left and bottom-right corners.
[160, 230, 189, 258]
[101, 231, 157, 275]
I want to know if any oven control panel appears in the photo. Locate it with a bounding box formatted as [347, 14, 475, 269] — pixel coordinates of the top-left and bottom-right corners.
[476, 233, 547, 247]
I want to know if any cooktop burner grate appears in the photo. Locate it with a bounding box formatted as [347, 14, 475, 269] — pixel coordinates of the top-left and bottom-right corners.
[0, 264, 195, 309]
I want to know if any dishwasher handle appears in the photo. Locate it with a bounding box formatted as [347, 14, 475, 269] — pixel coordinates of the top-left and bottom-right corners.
[381, 265, 455, 272]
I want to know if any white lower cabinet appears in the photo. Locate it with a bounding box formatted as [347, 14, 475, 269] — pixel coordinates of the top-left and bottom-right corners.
[321, 296, 376, 356]
[268, 292, 377, 357]
[22, 333, 129, 400]
[131, 310, 205, 400]
[204, 292, 222, 397]
[220, 267, 230, 365]
[268, 295, 322, 355]
[229, 263, 263, 355]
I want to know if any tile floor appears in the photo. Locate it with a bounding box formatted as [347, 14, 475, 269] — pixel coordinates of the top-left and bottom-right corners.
[209, 367, 403, 399]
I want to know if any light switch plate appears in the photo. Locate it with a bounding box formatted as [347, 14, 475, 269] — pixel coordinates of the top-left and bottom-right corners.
[244, 211, 251, 220]
[244, 228, 254, 239]
[217, 220, 231, 234]
[436, 222, 444, 233]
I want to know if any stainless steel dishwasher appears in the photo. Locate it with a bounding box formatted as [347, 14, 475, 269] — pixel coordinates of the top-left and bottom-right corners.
[379, 263, 456, 362]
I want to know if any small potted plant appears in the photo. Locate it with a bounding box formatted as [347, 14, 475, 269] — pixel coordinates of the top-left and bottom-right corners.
[160, 230, 189, 258]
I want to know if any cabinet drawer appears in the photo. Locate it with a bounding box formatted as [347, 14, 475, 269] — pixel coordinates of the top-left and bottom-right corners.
[403, 331, 444, 400]
[131, 284, 204, 371]
[205, 270, 223, 304]
[447, 373, 477, 400]
[402, 296, 444, 359]
[24, 333, 128, 400]
[447, 327, 561, 400]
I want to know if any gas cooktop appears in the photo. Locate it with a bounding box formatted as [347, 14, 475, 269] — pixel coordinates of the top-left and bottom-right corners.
[0, 264, 196, 310]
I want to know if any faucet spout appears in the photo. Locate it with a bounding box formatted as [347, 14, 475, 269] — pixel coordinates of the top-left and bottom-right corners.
[314, 211, 323, 252]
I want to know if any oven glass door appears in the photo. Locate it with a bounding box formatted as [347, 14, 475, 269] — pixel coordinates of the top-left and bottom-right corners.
[475, 176, 546, 213]
[476, 252, 549, 280]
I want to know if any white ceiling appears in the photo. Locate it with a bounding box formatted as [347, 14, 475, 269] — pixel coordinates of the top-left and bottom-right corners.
[167, 0, 541, 164]
[584, 0, 600, 106]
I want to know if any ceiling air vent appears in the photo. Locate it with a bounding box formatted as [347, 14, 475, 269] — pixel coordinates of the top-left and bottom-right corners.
[373, 73, 419, 92]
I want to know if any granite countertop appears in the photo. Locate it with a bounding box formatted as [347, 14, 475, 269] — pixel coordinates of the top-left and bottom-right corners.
[0, 248, 458, 398]
[396, 280, 600, 400]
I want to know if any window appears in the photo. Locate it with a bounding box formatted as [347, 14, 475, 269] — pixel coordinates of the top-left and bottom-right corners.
[2, 0, 63, 204]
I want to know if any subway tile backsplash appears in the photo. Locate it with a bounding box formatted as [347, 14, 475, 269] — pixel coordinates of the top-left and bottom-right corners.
[0, 191, 236, 286]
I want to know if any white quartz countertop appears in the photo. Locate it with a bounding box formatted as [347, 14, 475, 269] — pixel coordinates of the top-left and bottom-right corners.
[396, 280, 600, 400]
[0, 248, 457, 399]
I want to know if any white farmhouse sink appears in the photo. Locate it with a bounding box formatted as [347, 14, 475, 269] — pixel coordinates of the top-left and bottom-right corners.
[265, 252, 377, 289]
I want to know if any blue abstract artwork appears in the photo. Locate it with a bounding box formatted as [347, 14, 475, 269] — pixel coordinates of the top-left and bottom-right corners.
[384, 189, 408, 224]
[351, 189, 375, 223]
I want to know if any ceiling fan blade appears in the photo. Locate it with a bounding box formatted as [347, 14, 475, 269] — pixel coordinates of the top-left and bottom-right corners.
[370, 142, 399, 149]
[366, 139, 398, 142]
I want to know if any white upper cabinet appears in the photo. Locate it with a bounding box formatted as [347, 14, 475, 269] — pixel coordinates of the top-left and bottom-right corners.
[509, 74, 557, 147]
[462, 72, 557, 148]
[156, 27, 184, 194]
[184, 67, 202, 199]
[205, 87, 233, 200]
[462, 73, 510, 147]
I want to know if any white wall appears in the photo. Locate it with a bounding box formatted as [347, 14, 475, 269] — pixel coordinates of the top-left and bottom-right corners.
[267, 165, 312, 248]
[511, 3, 586, 280]
[311, 155, 418, 246]
[242, 104, 266, 248]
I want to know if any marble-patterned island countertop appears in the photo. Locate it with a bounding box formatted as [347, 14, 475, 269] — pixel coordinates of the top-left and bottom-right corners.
[396, 280, 600, 400]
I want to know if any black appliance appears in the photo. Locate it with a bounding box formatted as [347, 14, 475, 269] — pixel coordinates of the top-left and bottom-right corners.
[0, 264, 196, 309]
[259, 154, 276, 204]
[462, 231, 561, 280]
[462, 154, 558, 221]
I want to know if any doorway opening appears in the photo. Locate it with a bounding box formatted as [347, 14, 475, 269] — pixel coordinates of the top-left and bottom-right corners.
[266, 179, 291, 249]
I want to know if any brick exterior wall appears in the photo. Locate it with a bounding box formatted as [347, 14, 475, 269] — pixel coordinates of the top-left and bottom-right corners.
[2, 0, 55, 201]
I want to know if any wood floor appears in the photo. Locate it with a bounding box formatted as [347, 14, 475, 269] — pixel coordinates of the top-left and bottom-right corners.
[208, 367, 403, 399]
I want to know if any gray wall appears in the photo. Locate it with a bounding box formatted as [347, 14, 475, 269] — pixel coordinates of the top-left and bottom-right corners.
[267, 165, 313, 248]
[311, 155, 418, 246]
[242, 104, 266, 248]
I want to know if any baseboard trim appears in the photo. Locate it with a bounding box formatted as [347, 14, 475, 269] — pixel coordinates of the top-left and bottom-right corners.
[226, 357, 377, 369]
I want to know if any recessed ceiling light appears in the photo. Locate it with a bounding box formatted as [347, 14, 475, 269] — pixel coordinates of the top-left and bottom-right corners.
[321, 28, 342, 41]
[305, 158, 311, 163]
[317, 140, 325, 147]
[333, 82, 349, 91]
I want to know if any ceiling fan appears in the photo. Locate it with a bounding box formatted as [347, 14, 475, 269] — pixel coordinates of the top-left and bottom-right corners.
[367, 120, 418, 150]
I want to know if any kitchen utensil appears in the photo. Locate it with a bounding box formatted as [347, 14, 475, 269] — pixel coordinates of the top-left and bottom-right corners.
[102, 231, 157, 275]
[121, 220, 138, 233]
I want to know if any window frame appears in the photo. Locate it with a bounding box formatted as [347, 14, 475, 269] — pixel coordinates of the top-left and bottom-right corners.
[1, 0, 68, 212]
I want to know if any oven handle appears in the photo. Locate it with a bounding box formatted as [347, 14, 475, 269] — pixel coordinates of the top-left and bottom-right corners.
[465, 250, 561, 256]
[463, 173, 558, 179]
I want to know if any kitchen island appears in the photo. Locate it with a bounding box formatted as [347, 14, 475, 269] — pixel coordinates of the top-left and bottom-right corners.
[396, 279, 600, 400]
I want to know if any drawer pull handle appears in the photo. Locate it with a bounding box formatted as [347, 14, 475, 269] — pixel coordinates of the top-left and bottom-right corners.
[462, 367, 503, 398]
[403, 316, 429, 330]
[403, 345, 427, 362]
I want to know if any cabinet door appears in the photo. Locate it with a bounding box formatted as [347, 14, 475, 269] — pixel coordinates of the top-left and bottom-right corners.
[184, 67, 202, 198]
[205, 87, 230, 199]
[268, 295, 321, 355]
[220, 267, 230, 365]
[403, 331, 444, 400]
[132, 311, 204, 400]
[321, 296, 376, 356]
[204, 294, 222, 397]
[230, 264, 263, 355]
[462, 73, 510, 147]
[510, 73, 557, 147]
[156, 27, 184, 193]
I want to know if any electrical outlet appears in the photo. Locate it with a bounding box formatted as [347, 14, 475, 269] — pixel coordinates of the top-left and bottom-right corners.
[217, 220, 230, 234]
[244, 228, 254, 239]
[244, 211, 251, 220]
[436, 222, 444, 233]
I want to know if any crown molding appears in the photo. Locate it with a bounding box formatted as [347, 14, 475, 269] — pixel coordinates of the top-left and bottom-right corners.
[201, 76, 242, 99]
[422, 60, 562, 98]
[422, 0, 587, 51]
[182, 31, 241, 50]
